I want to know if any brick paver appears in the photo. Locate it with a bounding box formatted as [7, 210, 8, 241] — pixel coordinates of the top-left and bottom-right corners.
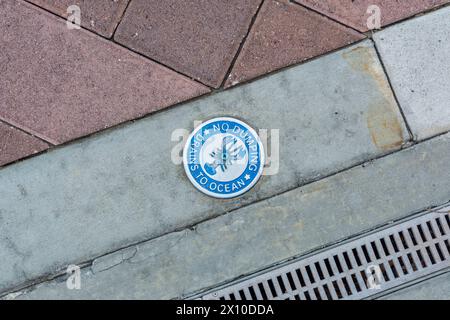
[114, 0, 262, 88]
[0, 122, 48, 167]
[10, 132, 450, 299]
[374, 7, 450, 140]
[0, 41, 408, 293]
[296, 0, 450, 32]
[0, 0, 209, 144]
[27, 0, 130, 37]
[225, 0, 364, 87]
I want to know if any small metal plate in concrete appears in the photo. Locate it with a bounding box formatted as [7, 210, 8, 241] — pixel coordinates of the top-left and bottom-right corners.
[183, 117, 265, 199]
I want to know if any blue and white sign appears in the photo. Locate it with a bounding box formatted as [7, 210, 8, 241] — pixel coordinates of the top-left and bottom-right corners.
[183, 117, 265, 199]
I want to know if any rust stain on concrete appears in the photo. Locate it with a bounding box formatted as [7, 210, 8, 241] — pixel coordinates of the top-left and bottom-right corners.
[342, 45, 394, 100]
[366, 103, 404, 150]
[292, 220, 304, 230]
[343, 46, 404, 150]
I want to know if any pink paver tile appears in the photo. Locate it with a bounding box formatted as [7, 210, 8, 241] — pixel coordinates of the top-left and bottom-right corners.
[295, 0, 450, 32]
[114, 0, 263, 88]
[0, 0, 209, 145]
[225, 0, 365, 87]
[27, 0, 130, 38]
[0, 122, 48, 167]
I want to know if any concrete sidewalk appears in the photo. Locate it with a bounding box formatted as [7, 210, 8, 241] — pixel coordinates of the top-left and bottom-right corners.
[0, 40, 409, 293]
[8, 132, 450, 299]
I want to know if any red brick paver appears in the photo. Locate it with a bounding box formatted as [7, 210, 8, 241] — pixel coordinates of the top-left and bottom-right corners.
[0, 122, 48, 167]
[27, 0, 130, 38]
[225, 0, 365, 87]
[114, 0, 263, 88]
[295, 0, 450, 32]
[0, 0, 209, 145]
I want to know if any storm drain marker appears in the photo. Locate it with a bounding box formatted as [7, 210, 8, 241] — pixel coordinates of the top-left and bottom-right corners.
[197, 205, 450, 300]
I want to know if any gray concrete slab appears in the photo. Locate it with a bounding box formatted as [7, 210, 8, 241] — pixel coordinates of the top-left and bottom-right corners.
[373, 7, 450, 141]
[8, 132, 450, 300]
[0, 40, 408, 293]
[379, 271, 450, 300]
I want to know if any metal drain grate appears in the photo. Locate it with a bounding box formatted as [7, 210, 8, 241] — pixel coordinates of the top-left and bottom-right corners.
[198, 205, 450, 300]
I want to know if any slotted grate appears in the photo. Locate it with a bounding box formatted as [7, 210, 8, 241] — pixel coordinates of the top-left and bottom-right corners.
[198, 205, 450, 300]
